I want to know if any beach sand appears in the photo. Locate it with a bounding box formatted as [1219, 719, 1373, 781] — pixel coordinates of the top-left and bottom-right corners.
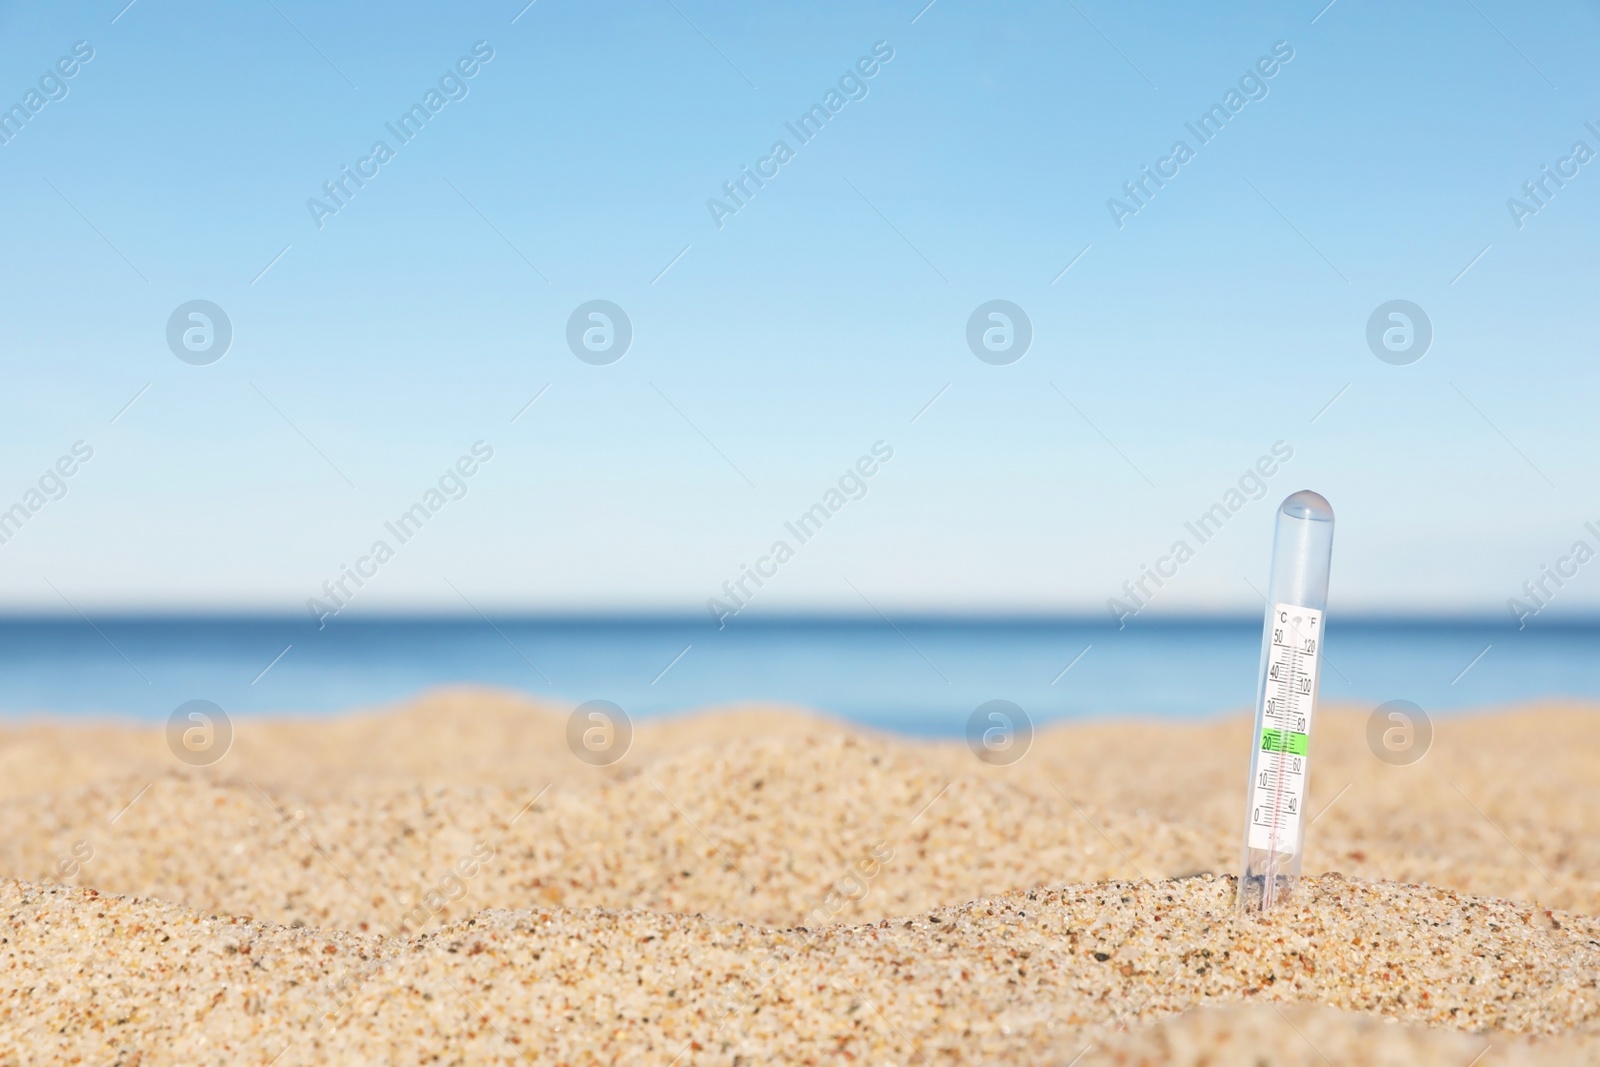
[1, 690, 1597, 1063]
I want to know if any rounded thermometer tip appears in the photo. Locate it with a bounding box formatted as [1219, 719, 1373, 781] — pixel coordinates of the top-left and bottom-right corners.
[1280, 489, 1333, 522]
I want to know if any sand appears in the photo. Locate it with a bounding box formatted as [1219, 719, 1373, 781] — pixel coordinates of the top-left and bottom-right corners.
[1, 689, 1598, 1064]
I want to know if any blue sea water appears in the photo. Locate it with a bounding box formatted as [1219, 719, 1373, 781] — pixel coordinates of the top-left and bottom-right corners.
[0, 615, 1593, 734]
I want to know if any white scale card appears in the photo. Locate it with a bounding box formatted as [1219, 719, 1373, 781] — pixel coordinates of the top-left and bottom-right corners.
[1247, 603, 1323, 854]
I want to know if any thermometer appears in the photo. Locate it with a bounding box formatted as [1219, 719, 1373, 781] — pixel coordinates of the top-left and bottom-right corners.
[1239, 490, 1335, 914]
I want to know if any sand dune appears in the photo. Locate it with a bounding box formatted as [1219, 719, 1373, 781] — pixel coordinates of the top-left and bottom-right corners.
[1, 689, 1597, 1063]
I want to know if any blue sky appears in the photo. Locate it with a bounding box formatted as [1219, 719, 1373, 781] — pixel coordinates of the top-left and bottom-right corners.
[0, 0, 1596, 619]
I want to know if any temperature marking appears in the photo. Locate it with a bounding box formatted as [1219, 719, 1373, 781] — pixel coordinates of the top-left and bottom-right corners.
[1247, 603, 1322, 855]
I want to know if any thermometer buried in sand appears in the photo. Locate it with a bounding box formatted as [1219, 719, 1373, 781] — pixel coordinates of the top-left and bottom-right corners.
[1238, 490, 1334, 915]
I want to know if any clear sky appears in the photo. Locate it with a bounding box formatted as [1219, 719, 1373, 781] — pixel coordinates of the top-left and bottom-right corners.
[0, 0, 1595, 620]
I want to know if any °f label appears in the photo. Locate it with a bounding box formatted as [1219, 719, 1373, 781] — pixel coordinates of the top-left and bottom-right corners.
[1247, 603, 1323, 854]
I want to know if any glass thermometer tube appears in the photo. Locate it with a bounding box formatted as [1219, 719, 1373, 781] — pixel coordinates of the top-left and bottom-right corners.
[1238, 490, 1335, 915]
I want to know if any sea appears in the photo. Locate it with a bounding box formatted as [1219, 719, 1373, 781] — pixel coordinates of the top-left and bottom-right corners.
[0, 615, 1593, 734]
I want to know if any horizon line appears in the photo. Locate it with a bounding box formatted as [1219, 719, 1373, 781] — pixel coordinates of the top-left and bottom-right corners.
[0, 609, 1581, 627]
